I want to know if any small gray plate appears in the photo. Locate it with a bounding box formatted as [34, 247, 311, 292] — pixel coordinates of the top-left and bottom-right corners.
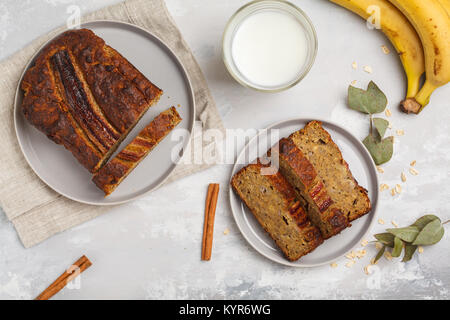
[14, 21, 195, 205]
[229, 118, 379, 267]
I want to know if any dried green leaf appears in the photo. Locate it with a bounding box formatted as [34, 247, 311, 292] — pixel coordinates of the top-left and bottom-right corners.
[363, 135, 394, 165]
[412, 219, 445, 245]
[373, 118, 389, 139]
[373, 214, 446, 263]
[348, 81, 387, 114]
[411, 215, 440, 230]
[387, 226, 420, 242]
[402, 244, 417, 262]
[374, 232, 395, 247]
[374, 245, 386, 264]
[391, 236, 403, 257]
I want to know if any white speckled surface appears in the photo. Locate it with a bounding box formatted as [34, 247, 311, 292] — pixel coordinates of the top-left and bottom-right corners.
[1, 0, 449, 300]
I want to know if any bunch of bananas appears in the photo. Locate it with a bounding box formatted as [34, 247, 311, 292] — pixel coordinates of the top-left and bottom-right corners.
[330, 0, 450, 114]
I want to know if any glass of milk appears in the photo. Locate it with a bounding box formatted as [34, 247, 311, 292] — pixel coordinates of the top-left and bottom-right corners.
[222, 0, 318, 92]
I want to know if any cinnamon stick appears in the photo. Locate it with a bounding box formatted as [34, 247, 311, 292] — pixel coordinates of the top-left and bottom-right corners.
[201, 183, 219, 261]
[35, 255, 92, 300]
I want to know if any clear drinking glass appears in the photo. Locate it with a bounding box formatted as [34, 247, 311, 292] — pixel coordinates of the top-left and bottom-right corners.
[222, 0, 318, 92]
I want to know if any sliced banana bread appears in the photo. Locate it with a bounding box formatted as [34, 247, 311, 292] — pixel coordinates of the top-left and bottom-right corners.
[92, 107, 181, 196]
[270, 138, 349, 239]
[21, 29, 162, 173]
[289, 121, 371, 221]
[231, 161, 323, 261]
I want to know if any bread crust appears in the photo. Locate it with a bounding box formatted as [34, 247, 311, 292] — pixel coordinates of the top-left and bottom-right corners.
[21, 29, 162, 173]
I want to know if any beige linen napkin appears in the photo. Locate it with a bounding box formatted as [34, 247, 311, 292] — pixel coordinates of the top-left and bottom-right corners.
[0, 0, 224, 248]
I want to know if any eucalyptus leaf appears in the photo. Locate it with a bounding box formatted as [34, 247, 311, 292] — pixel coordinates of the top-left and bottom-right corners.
[373, 214, 446, 263]
[391, 236, 403, 257]
[411, 215, 440, 230]
[402, 244, 417, 262]
[348, 81, 387, 114]
[374, 232, 395, 247]
[374, 245, 386, 264]
[373, 118, 389, 139]
[412, 219, 445, 245]
[387, 226, 420, 242]
[363, 135, 394, 165]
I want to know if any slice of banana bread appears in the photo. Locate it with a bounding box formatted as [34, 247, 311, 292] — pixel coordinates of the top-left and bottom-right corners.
[289, 121, 371, 221]
[231, 161, 323, 261]
[271, 138, 349, 239]
[92, 106, 181, 196]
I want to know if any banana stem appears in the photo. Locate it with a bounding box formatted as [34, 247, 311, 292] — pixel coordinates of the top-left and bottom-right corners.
[400, 98, 421, 114]
[401, 80, 437, 114]
[406, 73, 422, 98]
[415, 81, 438, 109]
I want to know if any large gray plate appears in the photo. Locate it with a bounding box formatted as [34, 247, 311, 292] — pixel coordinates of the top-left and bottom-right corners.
[14, 21, 195, 205]
[229, 118, 379, 267]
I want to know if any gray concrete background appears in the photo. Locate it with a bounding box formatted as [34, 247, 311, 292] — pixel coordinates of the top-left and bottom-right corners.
[0, 0, 449, 299]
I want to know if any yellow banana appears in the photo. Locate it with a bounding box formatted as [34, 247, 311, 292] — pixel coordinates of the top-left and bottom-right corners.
[330, 0, 425, 98]
[437, 0, 450, 17]
[388, 0, 450, 113]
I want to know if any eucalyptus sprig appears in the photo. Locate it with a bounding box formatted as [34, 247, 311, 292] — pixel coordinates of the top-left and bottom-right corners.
[348, 81, 393, 165]
[373, 215, 449, 263]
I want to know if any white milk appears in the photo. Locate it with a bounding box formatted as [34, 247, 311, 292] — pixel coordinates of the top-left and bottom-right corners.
[231, 10, 309, 88]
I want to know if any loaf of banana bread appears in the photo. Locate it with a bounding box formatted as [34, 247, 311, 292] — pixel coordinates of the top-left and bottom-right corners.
[231, 161, 324, 261]
[92, 107, 182, 196]
[271, 138, 349, 239]
[289, 121, 371, 221]
[21, 29, 162, 173]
